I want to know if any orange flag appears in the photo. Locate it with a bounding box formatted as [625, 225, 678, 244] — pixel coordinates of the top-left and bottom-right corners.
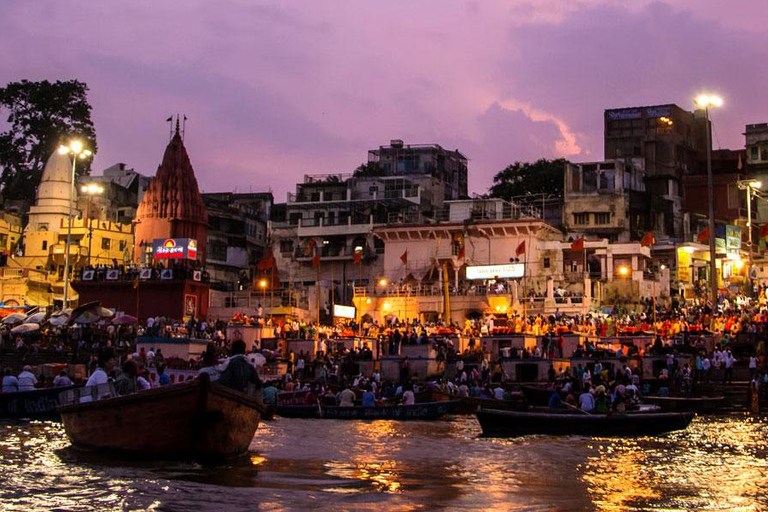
[697, 227, 710, 243]
[570, 237, 585, 251]
[353, 251, 362, 264]
[515, 240, 526, 256]
[400, 250, 408, 265]
[640, 232, 655, 247]
[311, 253, 320, 268]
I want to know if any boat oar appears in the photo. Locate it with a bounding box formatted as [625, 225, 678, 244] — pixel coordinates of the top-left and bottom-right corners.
[561, 400, 592, 415]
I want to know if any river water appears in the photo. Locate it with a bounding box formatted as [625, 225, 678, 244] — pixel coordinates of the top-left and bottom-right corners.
[1, 415, 768, 511]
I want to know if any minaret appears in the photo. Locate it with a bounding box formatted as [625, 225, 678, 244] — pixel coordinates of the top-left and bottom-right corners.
[133, 121, 208, 264]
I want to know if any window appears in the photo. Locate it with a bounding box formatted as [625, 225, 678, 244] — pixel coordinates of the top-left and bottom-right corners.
[42, 241, 48, 251]
[280, 240, 294, 254]
[38, 223, 48, 231]
[101, 238, 111, 250]
[751, 146, 759, 160]
[119, 240, 127, 251]
[543, 257, 551, 269]
[573, 213, 589, 225]
[594, 212, 611, 225]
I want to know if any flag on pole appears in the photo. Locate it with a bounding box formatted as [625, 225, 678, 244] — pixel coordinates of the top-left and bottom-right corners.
[353, 251, 362, 264]
[312, 253, 321, 268]
[303, 238, 316, 257]
[457, 245, 465, 260]
[400, 250, 408, 265]
[257, 249, 274, 270]
[697, 227, 710, 243]
[640, 231, 656, 247]
[515, 240, 526, 257]
[570, 237, 585, 251]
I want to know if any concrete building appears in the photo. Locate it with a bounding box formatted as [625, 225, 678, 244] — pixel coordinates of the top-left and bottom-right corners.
[746, 123, 768, 224]
[604, 104, 709, 238]
[82, 163, 151, 224]
[563, 159, 649, 242]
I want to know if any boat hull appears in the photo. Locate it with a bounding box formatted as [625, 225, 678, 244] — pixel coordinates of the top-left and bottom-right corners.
[476, 408, 694, 437]
[58, 376, 264, 458]
[276, 400, 459, 420]
[0, 385, 82, 419]
[431, 389, 527, 415]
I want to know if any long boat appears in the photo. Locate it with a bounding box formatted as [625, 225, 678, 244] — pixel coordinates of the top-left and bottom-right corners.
[431, 389, 528, 415]
[642, 395, 726, 414]
[0, 385, 82, 419]
[476, 408, 694, 437]
[276, 400, 460, 420]
[58, 374, 266, 458]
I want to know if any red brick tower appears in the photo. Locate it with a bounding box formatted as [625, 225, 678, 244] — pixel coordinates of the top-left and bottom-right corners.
[133, 122, 208, 264]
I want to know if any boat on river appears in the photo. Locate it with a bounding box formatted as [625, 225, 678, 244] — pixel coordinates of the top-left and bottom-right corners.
[476, 408, 694, 437]
[431, 389, 528, 415]
[276, 400, 460, 420]
[0, 385, 82, 419]
[58, 374, 266, 458]
[642, 395, 726, 413]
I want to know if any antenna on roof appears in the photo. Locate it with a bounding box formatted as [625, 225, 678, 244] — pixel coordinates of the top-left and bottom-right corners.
[166, 115, 173, 142]
[182, 115, 188, 141]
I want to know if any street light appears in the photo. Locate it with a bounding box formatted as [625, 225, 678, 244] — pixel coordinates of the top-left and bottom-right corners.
[58, 140, 92, 309]
[695, 94, 722, 306]
[81, 183, 104, 265]
[617, 265, 630, 277]
[259, 279, 267, 319]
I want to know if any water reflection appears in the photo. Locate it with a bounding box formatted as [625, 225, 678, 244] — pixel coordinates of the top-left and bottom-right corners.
[2, 416, 768, 510]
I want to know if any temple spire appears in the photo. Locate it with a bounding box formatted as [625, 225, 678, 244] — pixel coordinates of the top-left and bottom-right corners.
[175, 114, 180, 135]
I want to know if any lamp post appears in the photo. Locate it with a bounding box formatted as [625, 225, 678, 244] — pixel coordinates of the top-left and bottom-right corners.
[695, 94, 723, 307]
[58, 141, 92, 309]
[259, 279, 267, 321]
[81, 183, 104, 265]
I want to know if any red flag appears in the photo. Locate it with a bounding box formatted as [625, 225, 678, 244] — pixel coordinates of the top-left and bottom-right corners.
[640, 232, 655, 247]
[353, 251, 362, 264]
[303, 238, 316, 257]
[697, 227, 710, 243]
[400, 250, 408, 265]
[257, 249, 274, 270]
[312, 253, 320, 268]
[457, 245, 465, 260]
[515, 240, 526, 257]
[760, 224, 768, 238]
[570, 237, 584, 251]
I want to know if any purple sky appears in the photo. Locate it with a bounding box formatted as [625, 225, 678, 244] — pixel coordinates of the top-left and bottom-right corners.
[1, 1, 766, 200]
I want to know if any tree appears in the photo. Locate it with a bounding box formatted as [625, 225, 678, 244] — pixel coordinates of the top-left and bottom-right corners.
[488, 158, 568, 200]
[352, 161, 384, 178]
[0, 79, 97, 205]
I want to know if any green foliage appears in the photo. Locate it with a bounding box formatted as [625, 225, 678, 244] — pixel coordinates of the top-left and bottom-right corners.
[352, 161, 384, 178]
[0, 79, 97, 204]
[488, 158, 568, 200]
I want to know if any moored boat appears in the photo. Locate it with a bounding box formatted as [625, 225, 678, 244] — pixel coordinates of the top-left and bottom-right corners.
[58, 374, 266, 458]
[642, 395, 726, 414]
[0, 385, 82, 419]
[476, 408, 694, 437]
[276, 400, 460, 420]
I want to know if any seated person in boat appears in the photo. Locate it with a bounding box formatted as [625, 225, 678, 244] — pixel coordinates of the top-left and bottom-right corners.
[262, 381, 278, 406]
[115, 360, 139, 396]
[548, 387, 564, 409]
[579, 386, 596, 412]
[86, 349, 116, 388]
[219, 340, 262, 394]
[362, 385, 376, 407]
[2, 368, 19, 393]
[18, 365, 37, 392]
[339, 385, 356, 407]
[400, 384, 416, 405]
[53, 370, 73, 388]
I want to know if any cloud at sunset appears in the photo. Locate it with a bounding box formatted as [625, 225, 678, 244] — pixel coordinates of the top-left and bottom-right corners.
[0, 0, 765, 198]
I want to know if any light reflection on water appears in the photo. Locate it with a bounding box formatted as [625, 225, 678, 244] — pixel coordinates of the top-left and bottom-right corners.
[1, 416, 768, 510]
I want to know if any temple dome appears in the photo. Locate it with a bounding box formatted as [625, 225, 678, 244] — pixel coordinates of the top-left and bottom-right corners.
[25, 150, 78, 232]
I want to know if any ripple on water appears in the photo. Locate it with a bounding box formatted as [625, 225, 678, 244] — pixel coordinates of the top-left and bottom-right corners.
[1, 415, 768, 510]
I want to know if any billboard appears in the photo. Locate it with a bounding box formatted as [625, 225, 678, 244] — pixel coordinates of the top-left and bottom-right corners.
[333, 304, 356, 319]
[465, 264, 525, 280]
[152, 238, 198, 260]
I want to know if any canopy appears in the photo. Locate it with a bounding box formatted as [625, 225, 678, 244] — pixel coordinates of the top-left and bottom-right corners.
[11, 322, 39, 334]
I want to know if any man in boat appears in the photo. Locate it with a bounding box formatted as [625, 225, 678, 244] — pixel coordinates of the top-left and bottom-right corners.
[2, 368, 19, 393]
[115, 360, 139, 396]
[219, 340, 262, 394]
[17, 365, 38, 391]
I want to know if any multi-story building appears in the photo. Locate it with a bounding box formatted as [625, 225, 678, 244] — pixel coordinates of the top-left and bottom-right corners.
[82, 163, 151, 224]
[563, 159, 650, 242]
[604, 104, 709, 238]
[746, 123, 768, 223]
[203, 192, 272, 291]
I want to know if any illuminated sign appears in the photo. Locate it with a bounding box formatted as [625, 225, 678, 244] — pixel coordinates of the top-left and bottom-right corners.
[333, 304, 356, 319]
[152, 238, 198, 260]
[466, 264, 525, 280]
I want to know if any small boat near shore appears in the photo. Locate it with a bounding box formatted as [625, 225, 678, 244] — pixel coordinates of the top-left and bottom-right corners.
[276, 400, 460, 420]
[476, 408, 694, 437]
[58, 374, 266, 458]
[642, 395, 726, 413]
[0, 385, 82, 419]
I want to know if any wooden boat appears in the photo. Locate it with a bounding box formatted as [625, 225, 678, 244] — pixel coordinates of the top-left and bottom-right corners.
[276, 400, 460, 420]
[431, 389, 528, 415]
[642, 395, 726, 414]
[58, 374, 266, 458]
[476, 408, 694, 437]
[0, 385, 82, 419]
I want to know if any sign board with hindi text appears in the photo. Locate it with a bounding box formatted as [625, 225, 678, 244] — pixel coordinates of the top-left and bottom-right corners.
[466, 264, 525, 280]
[152, 238, 198, 260]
